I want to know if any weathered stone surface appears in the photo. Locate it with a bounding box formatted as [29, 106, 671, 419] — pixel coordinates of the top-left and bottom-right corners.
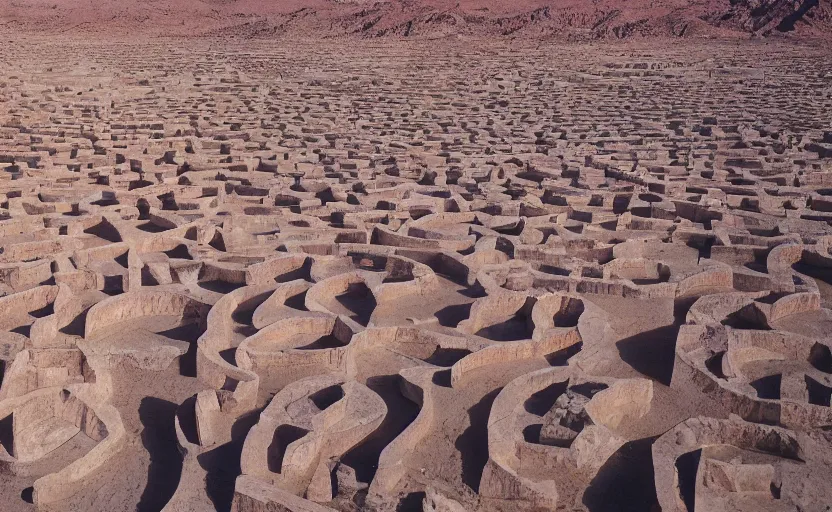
[0, 29, 829, 512]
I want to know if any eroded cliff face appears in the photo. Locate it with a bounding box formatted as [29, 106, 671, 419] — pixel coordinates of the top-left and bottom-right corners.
[1, 0, 830, 39]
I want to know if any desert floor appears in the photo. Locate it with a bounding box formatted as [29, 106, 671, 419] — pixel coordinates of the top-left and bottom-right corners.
[0, 36, 830, 512]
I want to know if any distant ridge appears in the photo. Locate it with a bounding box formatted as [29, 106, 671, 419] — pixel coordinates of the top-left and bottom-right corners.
[1, 0, 830, 39]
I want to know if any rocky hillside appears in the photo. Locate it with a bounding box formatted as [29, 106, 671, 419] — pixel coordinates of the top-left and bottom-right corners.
[1, 0, 829, 39]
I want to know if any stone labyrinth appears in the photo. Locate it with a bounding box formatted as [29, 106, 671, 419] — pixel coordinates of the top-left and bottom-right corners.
[0, 38, 831, 512]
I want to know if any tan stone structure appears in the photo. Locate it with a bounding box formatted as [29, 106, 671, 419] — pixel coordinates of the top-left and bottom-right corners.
[0, 28, 830, 512]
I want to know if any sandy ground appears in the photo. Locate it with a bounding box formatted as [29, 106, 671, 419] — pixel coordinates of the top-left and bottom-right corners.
[0, 34, 830, 512]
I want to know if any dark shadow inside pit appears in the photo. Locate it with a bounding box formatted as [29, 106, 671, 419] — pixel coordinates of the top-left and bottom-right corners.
[114, 251, 129, 269]
[21, 486, 33, 504]
[704, 351, 727, 379]
[136, 397, 184, 512]
[433, 303, 473, 328]
[571, 382, 608, 398]
[222, 376, 240, 392]
[29, 302, 55, 318]
[616, 324, 679, 385]
[538, 264, 571, 276]
[431, 369, 452, 387]
[750, 374, 782, 400]
[743, 261, 768, 274]
[524, 380, 568, 416]
[583, 437, 659, 512]
[164, 244, 193, 260]
[136, 221, 170, 233]
[545, 341, 583, 366]
[334, 282, 376, 326]
[198, 280, 244, 294]
[102, 274, 125, 294]
[160, 322, 204, 343]
[296, 334, 348, 350]
[284, 290, 310, 311]
[396, 491, 426, 512]
[809, 342, 832, 373]
[722, 305, 770, 330]
[424, 347, 471, 366]
[84, 219, 122, 243]
[176, 395, 199, 445]
[553, 299, 584, 327]
[201, 411, 261, 512]
[10, 324, 31, 338]
[163, 322, 205, 378]
[522, 423, 542, 443]
[309, 385, 345, 410]
[141, 266, 160, 286]
[60, 309, 89, 336]
[675, 449, 701, 512]
[267, 425, 310, 473]
[805, 375, 832, 406]
[230, 304, 257, 327]
[219, 348, 236, 366]
[755, 292, 788, 305]
[456, 281, 487, 299]
[476, 315, 532, 342]
[0, 413, 13, 456]
[209, 231, 226, 252]
[455, 387, 502, 492]
[274, 258, 312, 283]
[341, 374, 420, 484]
